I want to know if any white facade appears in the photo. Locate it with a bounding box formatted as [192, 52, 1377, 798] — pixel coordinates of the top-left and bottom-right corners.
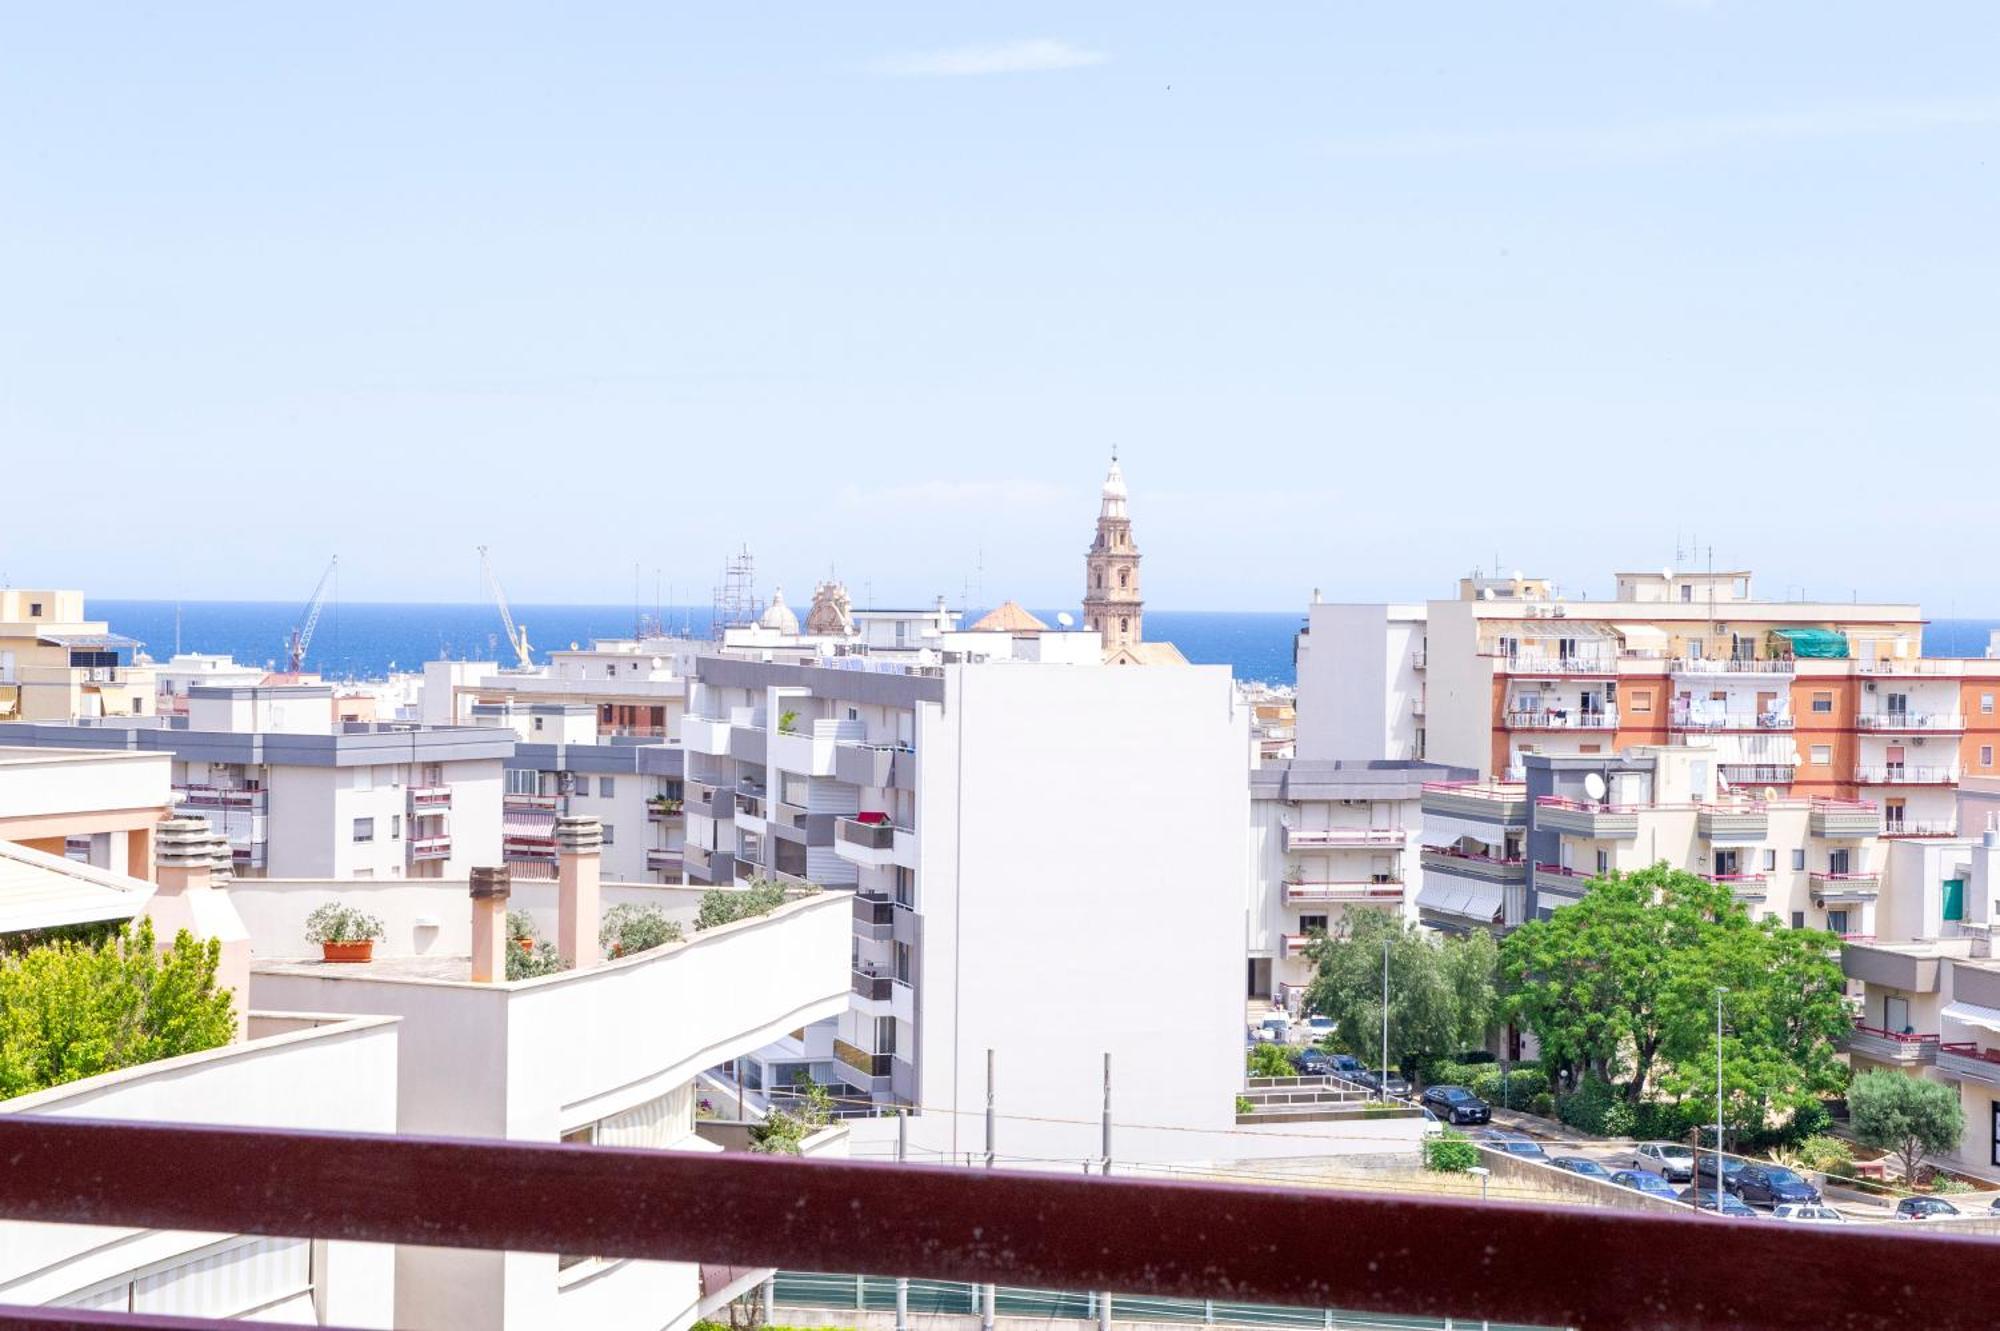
[1294, 601, 1428, 762]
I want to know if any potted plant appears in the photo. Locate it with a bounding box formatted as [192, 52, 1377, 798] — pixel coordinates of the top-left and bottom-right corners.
[506, 910, 539, 954]
[777, 709, 799, 734]
[304, 902, 384, 963]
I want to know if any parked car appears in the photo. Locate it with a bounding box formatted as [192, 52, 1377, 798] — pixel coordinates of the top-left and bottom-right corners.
[1730, 1164, 1821, 1208]
[1420, 1085, 1492, 1126]
[1632, 1142, 1696, 1183]
[1475, 1130, 1548, 1161]
[1771, 1204, 1846, 1224]
[1301, 1015, 1336, 1045]
[1257, 1017, 1290, 1044]
[1895, 1196, 1962, 1221]
[1681, 1188, 1759, 1218]
[1353, 1069, 1410, 1097]
[1328, 1053, 1362, 1073]
[1549, 1157, 1613, 1180]
[1691, 1155, 1748, 1189]
[1610, 1169, 1681, 1200]
[1295, 1049, 1335, 1076]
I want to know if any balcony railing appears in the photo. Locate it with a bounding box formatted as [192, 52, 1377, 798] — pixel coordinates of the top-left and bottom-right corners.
[1534, 796, 1642, 839]
[837, 817, 897, 851]
[407, 785, 453, 812]
[1419, 780, 1529, 825]
[1669, 656, 1797, 675]
[645, 847, 681, 872]
[1810, 871, 1881, 899]
[1503, 709, 1618, 731]
[1882, 820, 1959, 839]
[1938, 1042, 2000, 1085]
[1719, 763, 1797, 786]
[833, 1039, 893, 1078]
[1282, 826, 1404, 850]
[1410, 649, 1426, 669]
[1420, 845, 1526, 884]
[1696, 803, 1770, 842]
[851, 969, 894, 1001]
[407, 835, 452, 862]
[172, 784, 267, 813]
[736, 792, 767, 820]
[1856, 712, 1965, 732]
[1843, 1020, 1940, 1064]
[1809, 798, 1881, 839]
[1282, 880, 1405, 904]
[1493, 654, 1619, 676]
[1670, 710, 1793, 731]
[0, 1117, 1976, 1331]
[1853, 765, 1959, 785]
[1702, 872, 1767, 898]
[503, 793, 560, 813]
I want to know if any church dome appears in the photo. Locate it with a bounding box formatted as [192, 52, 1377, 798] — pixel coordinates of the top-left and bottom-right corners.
[759, 586, 800, 634]
[1102, 457, 1127, 501]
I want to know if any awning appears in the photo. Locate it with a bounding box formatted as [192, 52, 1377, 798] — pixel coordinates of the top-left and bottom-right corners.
[1942, 1002, 2000, 1036]
[1416, 879, 1504, 926]
[35, 630, 142, 650]
[1611, 623, 1670, 653]
[0, 841, 154, 934]
[1769, 627, 1850, 659]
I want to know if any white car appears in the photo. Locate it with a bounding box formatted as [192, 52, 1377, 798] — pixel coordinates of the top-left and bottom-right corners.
[1632, 1141, 1696, 1183]
[1771, 1203, 1845, 1224]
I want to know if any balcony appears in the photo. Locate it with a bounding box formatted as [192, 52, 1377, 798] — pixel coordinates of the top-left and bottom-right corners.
[1281, 825, 1404, 851]
[1494, 654, 1618, 677]
[1842, 1021, 1939, 1065]
[1531, 862, 1594, 899]
[1937, 1042, 2000, 1086]
[1669, 657, 1796, 676]
[407, 785, 452, 813]
[1697, 803, 1770, 842]
[1280, 933, 1318, 956]
[1881, 820, 1959, 840]
[1720, 763, 1796, 788]
[680, 713, 734, 755]
[834, 741, 908, 789]
[1809, 798, 1880, 839]
[1810, 871, 1881, 901]
[1409, 694, 1426, 717]
[1503, 708, 1618, 731]
[0, 1115, 1980, 1331]
[1420, 845, 1526, 885]
[1419, 781, 1528, 826]
[173, 784, 269, 813]
[502, 833, 557, 863]
[645, 847, 681, 873]
[1854, 764, 1959, 786]
[851, 968, 895, 1002]
[734, 790, 767, 827]
[1410, 649, 1427, 670]
[1670, 709, 1793, 732]
[834, 816, 897, 869]
[686, 780, 724, 820]
[1702, 872, 1767, 900]
[503, 792, 559, 814]
[1856, 711, 1965, 733]
[648, 797, 686, 822]
[833, 1037, 893, 1079]
[407, 834, 452, 863]
[1534, 797, 1639, 840]
[853, 894, 896, 941]
[1282, 879, 1405, 905]
[1855, 657, 1972, 676]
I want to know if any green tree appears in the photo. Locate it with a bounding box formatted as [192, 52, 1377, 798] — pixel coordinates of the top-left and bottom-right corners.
[1422, 1130, 1479, 1173]
[751, 1073, 835, 1155]
[0, 920, 235, 1099]
[1849, 1069, 1964, 1183]
[697, 879, 812, 931]
[1501, 865, 1848, 1124]
[1303, 911, 1496, 1071]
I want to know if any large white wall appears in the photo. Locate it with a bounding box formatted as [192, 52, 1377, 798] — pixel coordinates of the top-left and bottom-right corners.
[1295, 604, 1427, 762]
[908, 663, 1249, 1168]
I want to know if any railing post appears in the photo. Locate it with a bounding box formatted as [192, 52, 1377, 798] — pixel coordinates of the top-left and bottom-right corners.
[983, 1049, 997, 1331]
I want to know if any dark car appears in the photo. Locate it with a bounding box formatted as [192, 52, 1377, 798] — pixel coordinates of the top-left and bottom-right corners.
[1610, 1169, 1681, 1200]
[1681, 1188, 1759, 1218]
[1420, 1085, 1492, 1126]
[1352, 1069, 1411, 1097]
[1549, 1156, 1613, 1180]
[1691, 1155, 1748, 1189]
[1296, 1049, 1335, 1076]
[1896, 1196, 1962, 1221]
[1328, 1053, 1362, 1074]
[1730, 1164, 1821, 1208]
[1476, 1130, 1548, 1161]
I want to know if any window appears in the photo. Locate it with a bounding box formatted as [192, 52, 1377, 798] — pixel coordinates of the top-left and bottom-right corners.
[1830, 848, 1852, 875]
[1983, 693, 1995, 715]
[1792, 849, 1806, 871]
[1827, 909, 1850, 935]
[894, 941, 912, 984]
[601, 823, 614, 845]
[352, 817, 374, 843]
[352, 868, 373, 879]
[27, 602, 42, 616]
[1299, 914, 1329, 934]
[1595, 850, 1609, 874]
[1680, 586, 1692, 603]
[876, 1015, 898, 1055]
[1984, 746, 1996, 769]
[1763, 849, 1777, 872]
[1791, 911, 1805, 929]
[1810, 745, 1832, 766]
[599, 776, 616, 798]
[1945, 879, 1966, 923]
[893, 866, 915, 908]
[1119, 617, 1129, 635]
[391, 814, 402, 840]
[847, 707, 859, 721]
[1631, 690, 1652, 715]
[1811, 692, 1833, 714]
[1118, 567, 1130, 589]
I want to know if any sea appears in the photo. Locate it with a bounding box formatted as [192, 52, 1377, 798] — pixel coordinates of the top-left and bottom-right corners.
[85, 601, 2000, 690]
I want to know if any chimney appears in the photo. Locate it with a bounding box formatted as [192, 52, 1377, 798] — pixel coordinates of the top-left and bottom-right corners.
[470, 866, 511, 983]
[555, 815, 603, 971]
[149, 818, 252, 1041]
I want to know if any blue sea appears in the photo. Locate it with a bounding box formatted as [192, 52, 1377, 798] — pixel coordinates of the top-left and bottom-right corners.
[83, 602, 1999, 690]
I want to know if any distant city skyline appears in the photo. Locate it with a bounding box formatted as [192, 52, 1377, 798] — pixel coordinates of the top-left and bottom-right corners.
[4, 4, 1994, 610]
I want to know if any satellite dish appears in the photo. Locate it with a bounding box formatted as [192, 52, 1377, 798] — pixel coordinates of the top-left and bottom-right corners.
[1582, 773, 1608, 802]
[1762, 786, 1780, 803]
[1057, 612, 1075, 628]
[1662, 566, 1673, 582]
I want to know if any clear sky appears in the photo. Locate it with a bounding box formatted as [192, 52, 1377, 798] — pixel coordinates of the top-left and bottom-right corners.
[3, 4, 1995, 612]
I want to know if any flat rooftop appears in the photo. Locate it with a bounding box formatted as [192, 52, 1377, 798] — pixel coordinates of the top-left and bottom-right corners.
[255, 954, 476, 983]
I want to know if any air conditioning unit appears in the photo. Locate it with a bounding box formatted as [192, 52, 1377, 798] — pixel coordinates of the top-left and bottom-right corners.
[1914, 737, 1927, 747]
[1552, 606, 1567, 618]
[1866, 681, 1877, 692]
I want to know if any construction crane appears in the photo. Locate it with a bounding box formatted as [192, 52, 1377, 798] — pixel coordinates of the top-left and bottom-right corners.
[479, 545, 534, 670]
[284, 556, 338, 674]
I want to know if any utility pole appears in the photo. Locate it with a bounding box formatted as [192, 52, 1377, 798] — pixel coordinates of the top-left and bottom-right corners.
[1715, 987, 1728, 1208]
[1100, 1052, 1112, 1331]
[983, 1050, 996, 1331]
[1379, 936, 1391, 1101]
[896, 1112, 909, 1331]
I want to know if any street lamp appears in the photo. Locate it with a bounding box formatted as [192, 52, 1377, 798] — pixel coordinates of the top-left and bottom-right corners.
[1468, 1165, 1491, 1203]
[1379, 936, 1391, 1103]
[1714, 987, 1728, 1204]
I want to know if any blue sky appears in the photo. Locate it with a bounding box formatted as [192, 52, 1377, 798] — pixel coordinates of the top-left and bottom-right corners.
[3, 3, 1995, 612]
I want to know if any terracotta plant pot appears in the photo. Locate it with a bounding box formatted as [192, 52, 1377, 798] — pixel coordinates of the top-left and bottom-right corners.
[321, 940, 374, 963]
[517, 936, 535, 954]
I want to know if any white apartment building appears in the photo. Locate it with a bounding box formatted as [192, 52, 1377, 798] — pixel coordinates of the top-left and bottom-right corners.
[1245, 759, 1473, 1004]
[0, 745, 173, 877]
[424, 637, 689, 740]
[152, 652, 269, 716]
[234, 835, 851, 1331]
[1294, 600, 1430, 762]
[0, 684, 511, 879]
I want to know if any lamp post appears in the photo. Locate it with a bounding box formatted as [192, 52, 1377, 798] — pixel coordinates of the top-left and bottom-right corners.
[1379, 936, 1391, 1102]
[1714, 987, 1728, 1205]
[1469, 1165, 1491, 1203]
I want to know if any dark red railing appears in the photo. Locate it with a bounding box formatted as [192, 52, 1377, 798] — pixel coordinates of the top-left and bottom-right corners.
[2, 1119, 1999, 1330]
[1851, 1019, 1939, 1045]
[1941, 1041, 2000, 1065]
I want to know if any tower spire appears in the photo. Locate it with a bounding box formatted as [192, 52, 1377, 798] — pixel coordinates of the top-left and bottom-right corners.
[1083, 454, 1143, 652]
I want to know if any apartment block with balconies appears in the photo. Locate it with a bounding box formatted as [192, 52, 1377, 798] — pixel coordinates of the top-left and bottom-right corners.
[1247, 758, 1473, 1003]
[0, 589, 158, 723]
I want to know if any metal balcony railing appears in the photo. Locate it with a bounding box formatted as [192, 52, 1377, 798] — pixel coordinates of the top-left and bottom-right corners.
[0, 1117, 1982, 1331]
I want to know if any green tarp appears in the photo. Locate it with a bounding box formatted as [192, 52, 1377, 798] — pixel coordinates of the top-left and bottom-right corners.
[1768, 627, 1851, 658]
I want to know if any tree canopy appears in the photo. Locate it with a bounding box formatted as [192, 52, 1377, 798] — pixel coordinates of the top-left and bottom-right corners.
[0, 920, 236, 1099]
[1849, 1069, 1964, 1182]
[1303, 910, 1497, 1070]
[1500, 865, 1849, 1133]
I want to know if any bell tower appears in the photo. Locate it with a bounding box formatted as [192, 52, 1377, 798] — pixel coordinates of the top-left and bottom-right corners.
[1083, 450, 1143, 651]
